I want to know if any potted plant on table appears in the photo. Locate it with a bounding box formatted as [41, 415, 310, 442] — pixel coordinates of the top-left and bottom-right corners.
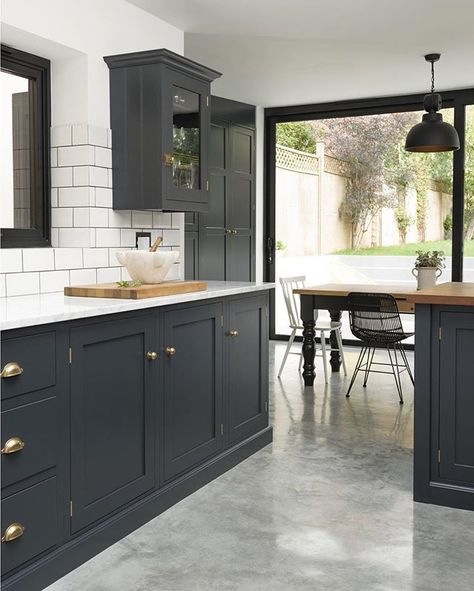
[412, 250, 445, 290]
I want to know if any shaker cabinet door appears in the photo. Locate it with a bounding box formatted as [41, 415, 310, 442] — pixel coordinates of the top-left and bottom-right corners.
[162, 302, 223, 481]
[70, 315, 156, 532]
[226, 295, 268, 445]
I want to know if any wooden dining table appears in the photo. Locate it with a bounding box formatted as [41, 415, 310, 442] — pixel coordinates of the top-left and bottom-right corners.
[293, 283, 417, 386]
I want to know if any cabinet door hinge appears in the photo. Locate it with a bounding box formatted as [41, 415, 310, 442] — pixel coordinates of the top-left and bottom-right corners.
[220, 315, 224, 327]
[264, 401, 268, 413]
[438, 327, 442, 340]
[68, 347, 73, 364]
[206, 179, 209, 191]
[220, 424, 224, 436]
[437, 449, 441, 464]
[206, 96, 209, 107]
[69, 501, 73, 517]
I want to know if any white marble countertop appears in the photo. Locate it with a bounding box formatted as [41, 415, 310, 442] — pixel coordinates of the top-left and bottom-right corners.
[0, 281, 275, 331]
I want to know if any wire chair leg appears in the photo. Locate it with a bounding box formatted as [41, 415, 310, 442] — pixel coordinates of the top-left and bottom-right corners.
[363, 346, 376, 387]
[335, 328, 347, 376]
[278, 329, 296, 378]
[398, 342, 414, 385]
[346, 345, 367, 398]
[320, 331, 329, 384]
[387, 344, 404, 404]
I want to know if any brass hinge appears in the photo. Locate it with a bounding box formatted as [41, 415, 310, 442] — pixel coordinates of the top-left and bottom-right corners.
[69, 501, 73, 517]
[220, 424, 224, 436]
[220, 315, 224, 327]
[437, 449, 441, 464]
[206, 180, 209, 191]
[264, 401, 268, 412]
[438, 327, 442, 340]
[206, 96, 209, 107]
[68, 347, 72, 364]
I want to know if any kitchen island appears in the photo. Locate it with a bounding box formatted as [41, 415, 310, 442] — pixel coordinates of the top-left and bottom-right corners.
[407, 282, 474, 511]
[0, 281, 273, 591]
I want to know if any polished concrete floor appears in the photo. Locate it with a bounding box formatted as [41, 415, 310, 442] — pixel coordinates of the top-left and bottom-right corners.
[47, 342, 474, 591]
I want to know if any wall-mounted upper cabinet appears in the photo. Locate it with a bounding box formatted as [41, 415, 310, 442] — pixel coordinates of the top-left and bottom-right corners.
[104, 49, 221, 212]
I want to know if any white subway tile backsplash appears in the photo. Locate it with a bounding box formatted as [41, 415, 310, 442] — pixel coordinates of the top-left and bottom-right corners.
[73, 208, 90, 227]
[95, 228, 121, 247]
[109, 247, 128, 267]
[0, 249, 23, 274]
[23, 248, 55, 272]
[72, 166, 89, 186]
[107, 169, 113, 188]
[72, 124, 89, 146]
[107, 128, 112, 148]
[51, 188, 58, 208]
[51, 148, 58, 167]
[51, 167, 73, 187]
[55, 248, 83, 270]
[89, 208, 109, 228]
[58, 187, 92, 207]
[83, 248, 108, 268]
[0, 274, 6, 297]
[58, 145, 95, 167]
[51, 125, 72, 147]
[132, 211, 153, 228]
[89, 229, 96, 248]
[95, 188, 113, 208]
[162, 229, 181, 246]
[120, 229, 137, 247]
[70, 268, 97, 285]
[153, 212, 172, 228]
[97, 267, 121, 283]
[6, 272, 40, 296]
[40, 270, 70, 293]
[51, 228, 59, 247]
[108, 210, 131, 228]
[90, 166, 109, 187]
[95, 147, 112, 168]
[89, 125, 108, 148]
[52, 207, 73, 228]
[58, 228, 91, 248]
[171, 213, 184, 229]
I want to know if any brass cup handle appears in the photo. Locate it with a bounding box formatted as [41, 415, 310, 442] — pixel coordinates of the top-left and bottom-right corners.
[227, 330, 239, 337]
[1, 362, 23, 379]
[165, 346, 176, 357]
[146, 351, 158, 361]
[2, 523, 25, 543]
[163, 153, 174, 167]
[1, 437, 25, 455]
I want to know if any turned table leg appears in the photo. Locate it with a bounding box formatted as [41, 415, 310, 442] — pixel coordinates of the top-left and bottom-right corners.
[300, 296, 316, 386]
[329, 309, 342, 372]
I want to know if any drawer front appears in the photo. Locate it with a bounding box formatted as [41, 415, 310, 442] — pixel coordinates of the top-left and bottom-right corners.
[1, 332, 56, 400]
[1, 398, 58, 488]
[1, 477, 58, 575]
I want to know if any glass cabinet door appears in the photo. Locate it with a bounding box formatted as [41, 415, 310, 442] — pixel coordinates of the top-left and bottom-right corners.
[172, 86, 201, 190]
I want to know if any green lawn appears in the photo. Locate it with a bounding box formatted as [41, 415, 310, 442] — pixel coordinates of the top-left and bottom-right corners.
[335, 239, 474, 256]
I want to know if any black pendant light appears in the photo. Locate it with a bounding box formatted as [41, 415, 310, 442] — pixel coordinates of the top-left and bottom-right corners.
[405, 53, 460, 153]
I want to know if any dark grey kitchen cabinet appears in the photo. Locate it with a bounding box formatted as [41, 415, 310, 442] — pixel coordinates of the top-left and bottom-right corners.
[162, 302, 224, 481]
[69, 314, 156, 532]
[226, 294, 269, 445]
[104, 49, 221, 212]
[438, 311, 474, 485]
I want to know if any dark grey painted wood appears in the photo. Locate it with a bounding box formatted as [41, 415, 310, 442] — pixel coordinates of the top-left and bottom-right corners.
[69, 315, 156, 532]
[184, 213, 199, 279]
[211, 95, 256, 129]
[438, 311, 474, 485]
[226, 294, 268, 445]
[1, 477, 59, 575]
[163, 302, 224, 481]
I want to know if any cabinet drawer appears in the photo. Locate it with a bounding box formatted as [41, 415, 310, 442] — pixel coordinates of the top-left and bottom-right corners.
[1, 332, 56, 400]
[1, 398, 57, 488]
[1, 477, 58, 575]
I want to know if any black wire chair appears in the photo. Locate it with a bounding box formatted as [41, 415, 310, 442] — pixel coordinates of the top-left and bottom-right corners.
[346, 292, 414, 404]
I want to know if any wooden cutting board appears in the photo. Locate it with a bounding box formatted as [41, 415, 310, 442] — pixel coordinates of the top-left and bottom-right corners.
[65, 280, 208, 300]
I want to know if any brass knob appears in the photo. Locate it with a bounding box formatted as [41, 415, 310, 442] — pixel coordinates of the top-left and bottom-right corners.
[225, 229, 231, 234]
[1, 437, 25, 455]
[1, 362, 23, 379]
[146, 351, 158, 361]
[165, 346, 176, 357]
[2, 523, 25, 543]
[232, 229, 238, 235]
[163, 153, 174, 167]
[227, 330, 239, 337]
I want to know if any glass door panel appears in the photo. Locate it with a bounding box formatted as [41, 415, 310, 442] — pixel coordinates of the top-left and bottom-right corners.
[172, 86, 200, 190]
[463, 104, 474, 280]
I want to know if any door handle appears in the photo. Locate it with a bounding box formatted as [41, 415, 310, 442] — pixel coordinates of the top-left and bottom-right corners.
[266, 237, 275, 265]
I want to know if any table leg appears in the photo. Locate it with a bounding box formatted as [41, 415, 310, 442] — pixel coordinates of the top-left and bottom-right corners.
[329, 309, 342, 372]
[301, 296, 316, 386]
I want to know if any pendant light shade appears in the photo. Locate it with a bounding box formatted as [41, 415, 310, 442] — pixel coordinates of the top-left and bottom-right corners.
[405, 54, 460, 153]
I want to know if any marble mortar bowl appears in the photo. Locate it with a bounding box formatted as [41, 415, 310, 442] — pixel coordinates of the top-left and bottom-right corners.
[115, 250, 178, 284]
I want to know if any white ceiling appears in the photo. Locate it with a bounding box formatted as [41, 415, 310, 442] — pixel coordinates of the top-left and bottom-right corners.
[128, 0, 474, 107]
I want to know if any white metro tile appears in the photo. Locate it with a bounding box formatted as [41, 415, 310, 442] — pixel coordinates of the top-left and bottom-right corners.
[51, 167, 73, 187]
[0, 249, 23, 273]
[89, 208, 109, 228]
[171, 212, 184, 229]
[108, 210, 131, 228]
[120, 229, 137, 247]
[54, 248, 83, 270]
[108, 169, 113, 188]
[6, 272, 40, 296]
[40, 270, 70, 293]
[83, 248, 109, 268]
[52, 208, 73, 228]
[97, 267, 121, 283]
[95, 147, 112, 168]
[72, 166, 90, 186]
[58, 187, 93, 207]
[107, 128, 112, 148]
[72, 124, 89, 145]
[70, 268, 97, 285]
[132, 211, 153, 228]
[23, 248, 55, 272]
[89, 229, 96, 248]
[162, 229, 181, 246]
[58, 145, 95, 167]
[95, 188, 113, 208]
[90, 166, 109, 187]
[95, 228, 121, 247]
[51, 148, 58, 167]
[51, 188, 58, 207]
[89, 125, 108, 147]
[0, 274, 5, 297]
[51, 125, 72, 147]
[51, 228, 59, 247]
[152, 212, 172, 228]
[73, 208, 90, 227]
[58, 228, 92, 248]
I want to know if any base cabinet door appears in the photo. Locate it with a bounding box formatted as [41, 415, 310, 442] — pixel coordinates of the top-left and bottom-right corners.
[70, 315, 156, 532]
[226, 295, 268, 445]
[163, 302, 223, 481]
[438, 311, 474, 485]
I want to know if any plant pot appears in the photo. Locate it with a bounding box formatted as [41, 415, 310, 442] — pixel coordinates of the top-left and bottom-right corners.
[412, 266, 442, 290]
